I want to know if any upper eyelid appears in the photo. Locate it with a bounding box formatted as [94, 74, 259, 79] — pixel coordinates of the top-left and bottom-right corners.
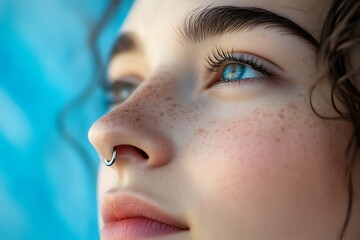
[107, 75, 144, 89]
[218, 50, 285, 72]
[107, 52, 149, 82]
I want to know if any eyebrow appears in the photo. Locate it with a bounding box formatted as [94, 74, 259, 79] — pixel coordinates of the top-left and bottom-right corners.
[179, 5, 319, 48]
[110, 5, 320, 61]
[109, 33, 137, 61]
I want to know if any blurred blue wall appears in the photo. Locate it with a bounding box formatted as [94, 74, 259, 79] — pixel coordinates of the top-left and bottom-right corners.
[0, 0, 133, 239]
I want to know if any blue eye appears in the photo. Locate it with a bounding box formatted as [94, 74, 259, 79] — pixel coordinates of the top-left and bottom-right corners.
[116, 84, 136, 102]
[205, 48, 279, 88]
[107, 81, 138, 107]
[222, 63, 265, 82]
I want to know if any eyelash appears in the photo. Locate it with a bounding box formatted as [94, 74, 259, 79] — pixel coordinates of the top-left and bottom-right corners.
[204, 47, 278, 86]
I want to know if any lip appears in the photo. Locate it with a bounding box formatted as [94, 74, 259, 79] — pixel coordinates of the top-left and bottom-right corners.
[101, 192, 189, 240]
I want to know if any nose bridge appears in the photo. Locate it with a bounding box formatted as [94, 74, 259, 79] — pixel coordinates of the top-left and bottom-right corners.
[117, 72, 177, 128]
[126, 77, 172, 119]
[88, 73, 176, 168]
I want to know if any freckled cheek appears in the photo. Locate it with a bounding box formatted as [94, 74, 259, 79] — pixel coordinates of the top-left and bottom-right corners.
[181, 101, 351, 236]
[189, 110, 347, 207]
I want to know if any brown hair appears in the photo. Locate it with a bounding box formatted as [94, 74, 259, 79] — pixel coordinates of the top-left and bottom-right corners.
[310, 0, 360, 238]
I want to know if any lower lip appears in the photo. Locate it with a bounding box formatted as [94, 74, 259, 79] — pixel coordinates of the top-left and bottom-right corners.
[101, 217, 186, 240]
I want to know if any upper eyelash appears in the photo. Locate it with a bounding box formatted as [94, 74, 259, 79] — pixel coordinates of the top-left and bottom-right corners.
[205, 47, 278, 78]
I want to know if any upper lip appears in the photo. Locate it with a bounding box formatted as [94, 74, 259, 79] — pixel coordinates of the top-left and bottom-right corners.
[101, 191, 189, 230]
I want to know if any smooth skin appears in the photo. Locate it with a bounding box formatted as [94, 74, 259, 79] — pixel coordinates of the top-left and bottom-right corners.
[89, 0, 360, 239]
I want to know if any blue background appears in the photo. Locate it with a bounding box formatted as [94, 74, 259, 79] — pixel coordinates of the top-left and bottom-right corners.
[0, 0, 133, 239]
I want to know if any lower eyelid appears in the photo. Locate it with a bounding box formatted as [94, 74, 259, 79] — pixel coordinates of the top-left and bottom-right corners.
[208, 78, 279, 101]
[212, 76, 271, 87]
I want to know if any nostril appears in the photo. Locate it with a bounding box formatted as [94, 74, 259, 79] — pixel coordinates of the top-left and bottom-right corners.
[118, 145, 149, 160]
[137, 146, 149, 159]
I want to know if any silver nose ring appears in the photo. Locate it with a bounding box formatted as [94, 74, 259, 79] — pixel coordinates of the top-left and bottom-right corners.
[104, 147, 117, 166]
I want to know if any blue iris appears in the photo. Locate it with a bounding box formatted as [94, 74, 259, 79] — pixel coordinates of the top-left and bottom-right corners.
[222, 63, 262, 82]
[222, 63, 245, 82]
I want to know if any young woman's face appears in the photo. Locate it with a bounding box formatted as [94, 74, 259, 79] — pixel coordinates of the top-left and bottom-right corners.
[89, 0, 360, 239]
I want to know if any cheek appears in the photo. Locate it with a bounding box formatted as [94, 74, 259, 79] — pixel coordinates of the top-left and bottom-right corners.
[185, 103, 350, 237]
[190, 104, 347, 179]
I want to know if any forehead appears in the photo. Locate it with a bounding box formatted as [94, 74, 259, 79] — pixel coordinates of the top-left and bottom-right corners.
[121, 0, 329, 41]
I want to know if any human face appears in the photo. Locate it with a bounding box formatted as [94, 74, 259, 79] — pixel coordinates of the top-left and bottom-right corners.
[88, 0, 360, 239]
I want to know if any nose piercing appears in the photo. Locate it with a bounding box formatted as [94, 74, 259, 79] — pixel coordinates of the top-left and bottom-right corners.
[104, 147, 117, 166]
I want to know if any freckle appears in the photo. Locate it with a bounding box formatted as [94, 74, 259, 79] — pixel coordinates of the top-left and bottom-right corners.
[172, 103, 177, 108]
[288, 102, 297, 110]
[262, 112, 271, 117]
[165, 97, 172, 101]
[279, 113, 284, 120]
[160, 112, 164, 116]
[136, 117, 140, 122]
[276, 138, 280, 143]
[281, 126, 285, 132]
[196, 128, 204, 134]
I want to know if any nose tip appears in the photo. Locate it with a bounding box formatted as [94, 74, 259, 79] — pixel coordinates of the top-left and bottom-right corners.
[87, 110, 174, 169]
[88, 74, 178, 170]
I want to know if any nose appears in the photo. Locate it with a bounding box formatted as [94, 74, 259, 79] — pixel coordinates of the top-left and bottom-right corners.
[88, 82, 174, 168]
